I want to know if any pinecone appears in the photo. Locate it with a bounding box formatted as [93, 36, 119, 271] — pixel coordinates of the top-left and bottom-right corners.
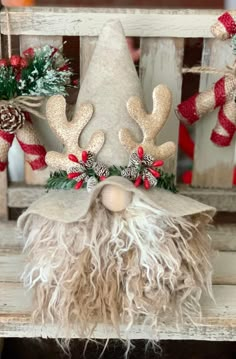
[0, 105, 25, 133]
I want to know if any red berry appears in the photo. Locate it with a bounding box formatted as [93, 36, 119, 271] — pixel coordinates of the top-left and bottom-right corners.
[100, 176, 107, 181]
[16, 72, 22, 81]
[152, 160, 164, 167]
[10, 55, 21, 68]
[67, 172, 80, 179]
[75, 180, 84, 190]
[137, 146, 144, 160]
[20, 58, 28, 68]
[59, 64, 70, 72]
[134, 175, 142, 187]
[72, 79, 79, 86]
[0, 59, 8, 67]
[148, 168, 160, 178]
[51, 47, 59, 57]
[23, 47, 35, 58]
[82, 151, 88, 163]
[68, 154, 79, 163]
[144, 178, 151, 190]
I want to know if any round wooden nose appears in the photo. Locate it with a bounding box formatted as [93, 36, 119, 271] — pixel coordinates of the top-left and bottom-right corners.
[101, 185, 133, 212]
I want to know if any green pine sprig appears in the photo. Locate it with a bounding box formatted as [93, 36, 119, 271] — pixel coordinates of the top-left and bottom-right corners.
[46, 167, 177, 193]
[0, 45, 74, 101]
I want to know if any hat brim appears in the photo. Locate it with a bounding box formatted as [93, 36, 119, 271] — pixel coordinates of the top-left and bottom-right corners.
[18, 176, 215, 228]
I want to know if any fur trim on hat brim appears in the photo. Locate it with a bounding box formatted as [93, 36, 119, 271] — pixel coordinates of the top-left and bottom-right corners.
[18, 176, 215, 228]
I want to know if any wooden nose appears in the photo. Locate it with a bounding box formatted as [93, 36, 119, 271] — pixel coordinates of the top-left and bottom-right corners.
[101, 185, 133, 212]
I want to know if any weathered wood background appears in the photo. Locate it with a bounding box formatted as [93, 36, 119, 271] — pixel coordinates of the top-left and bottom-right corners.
[0, 6, 236, 342]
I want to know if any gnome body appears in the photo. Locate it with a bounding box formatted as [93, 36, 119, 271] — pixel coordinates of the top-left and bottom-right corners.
[18, 20, 215, 340]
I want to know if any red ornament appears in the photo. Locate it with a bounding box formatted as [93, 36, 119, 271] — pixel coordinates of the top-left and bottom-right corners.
[134, 175, 142, 187]
[20, 58, 28, 69]
[75, 180, 84, 190]
[10, 55, 21, 68]
[23, 47, 35, 58]
[68, 154, 79, 163]
[137, 146, 144, 160]
[100, 176, 107, 181]
[144, 178, 151, 190]
[152, 160, 164, 167]
[148, 168, 160, 178]
[82, 151, 88, 163]
[67, 172, 80, 179]
[0, 59, 8, 67]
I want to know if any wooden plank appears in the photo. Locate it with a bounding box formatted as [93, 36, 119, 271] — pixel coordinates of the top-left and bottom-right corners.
[7, 184, 236, 211]
[8, 184, 44, 208]
[0, 171, 8, 221]
[0, 222, 22, 253]
[140, 37, 184, 174]
[210, 224, 236, 251]
[1, 249, 236, 284]
[0, 27, 8, 220]
[80, 36, 97, 83]
[1, 221, 236, 252]
[0, 7, 223, 38]
[192, 38, 236, 188]
[180, 186, 236, 212]
[0, 284, 236, 340]
[212, 252, 236, 285]
[19, 35, 63, 186]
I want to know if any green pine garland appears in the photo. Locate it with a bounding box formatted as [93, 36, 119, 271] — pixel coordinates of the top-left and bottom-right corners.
[46, 167, 177, 193]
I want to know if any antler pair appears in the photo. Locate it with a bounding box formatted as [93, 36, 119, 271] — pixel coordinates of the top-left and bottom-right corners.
[46, 85, 176, 171]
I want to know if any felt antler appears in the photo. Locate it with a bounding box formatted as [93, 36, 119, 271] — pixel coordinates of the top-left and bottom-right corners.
[45, 95, 105, 171]
[119, 84, 176, 160]
[211, 11, 236, 40]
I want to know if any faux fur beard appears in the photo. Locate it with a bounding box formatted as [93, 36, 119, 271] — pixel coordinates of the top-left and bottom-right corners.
[21, 196, 213, 339]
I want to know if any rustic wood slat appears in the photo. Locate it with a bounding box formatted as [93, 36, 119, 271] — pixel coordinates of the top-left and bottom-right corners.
[19, 35, 63, 186]
[0, 8, 222, 38]
[7, 184, 236, 211]
[0, 222, 23, 253]
[0, 284, 236, 340]
[0, 28, 8, 220]
[180, 186, 236, 212]
[140, 37, 184, 174]
[1, 221, 235, 252]
[0, 221, 236, 283]
[80, 36, 97, 83]
[212, 252, 236, 285]
[1, 250, 236, 285]
[192, 38, 236, 188]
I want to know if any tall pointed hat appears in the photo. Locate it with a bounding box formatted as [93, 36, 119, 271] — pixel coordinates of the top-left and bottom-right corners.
[18, 20, 215, 338]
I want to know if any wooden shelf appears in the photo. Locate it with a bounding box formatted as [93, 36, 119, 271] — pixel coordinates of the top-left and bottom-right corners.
[0, 221, 236, 340]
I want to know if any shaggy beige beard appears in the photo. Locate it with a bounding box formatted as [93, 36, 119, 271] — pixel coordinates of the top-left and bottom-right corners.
[21, 196, 213, 339]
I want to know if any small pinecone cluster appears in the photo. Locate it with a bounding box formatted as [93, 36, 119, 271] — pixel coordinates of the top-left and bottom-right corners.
[0, 105, 25, 133]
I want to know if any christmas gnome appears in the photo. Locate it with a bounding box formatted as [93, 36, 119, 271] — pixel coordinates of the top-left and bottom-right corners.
[176, 10, 236, 147]
[18, 20, 215, 339]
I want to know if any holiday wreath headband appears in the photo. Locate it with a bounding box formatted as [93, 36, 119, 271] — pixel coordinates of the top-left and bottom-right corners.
[46, 85, 177, 193]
